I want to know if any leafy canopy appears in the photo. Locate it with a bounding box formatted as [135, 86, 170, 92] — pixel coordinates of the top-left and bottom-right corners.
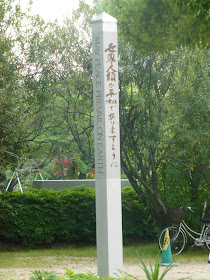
[103, 0, 209, 53]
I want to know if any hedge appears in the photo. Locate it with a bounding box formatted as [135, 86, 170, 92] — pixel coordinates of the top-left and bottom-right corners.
[0, 186, 156, 248]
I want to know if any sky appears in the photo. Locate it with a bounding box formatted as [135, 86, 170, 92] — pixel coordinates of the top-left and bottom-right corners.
[18, 0, 93, 23]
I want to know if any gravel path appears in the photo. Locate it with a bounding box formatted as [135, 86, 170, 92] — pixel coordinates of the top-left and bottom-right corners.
[0, 257, 210, 280]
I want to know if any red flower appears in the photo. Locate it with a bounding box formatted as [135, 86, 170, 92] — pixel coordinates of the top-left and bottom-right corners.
[64, 158, 72, 163]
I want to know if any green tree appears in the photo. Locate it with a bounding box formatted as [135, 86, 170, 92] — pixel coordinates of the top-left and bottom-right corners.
[118, 43, 209, 220]
[0, 0, 56, 189]
[161, 48, 210, 210]
[16, 4, 95, 178]
[119, 45, 177, 217]
[0, 0, 31, 187]
[101, 0, 209, 221]
[103, 0, 209, 53]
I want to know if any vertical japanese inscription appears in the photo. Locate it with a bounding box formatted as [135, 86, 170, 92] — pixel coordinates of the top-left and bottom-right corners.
[94, 36, 103, 174]
[105, 43, 119, 169]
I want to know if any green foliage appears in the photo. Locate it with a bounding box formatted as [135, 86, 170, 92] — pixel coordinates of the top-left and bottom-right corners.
[20, 7, 95, 169]
[0, 0, 95, 189]
[160, 48, 210, 212]
[122, 187, 156, 243]
[137, 254, 173, 280]
[29, 268, 133, 280]
[118, 47, 178, 216]
[50, 157, 92, 180]
[0, 186, 156, 248]
[0, 186, 96, 247]
[86, 169, 95, 179]
[111, 38, 209, 221]
[0, 0, 28, 170]
[64, 269, 102, 280]
[30, 270, 58, 280]
[1, 0, 209, 232]
[10, 258, 172, 280]
[103, 0, 209, 53]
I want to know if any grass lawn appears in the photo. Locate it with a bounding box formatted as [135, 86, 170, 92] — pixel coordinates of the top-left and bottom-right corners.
[0, 242, 209, 280]
[0, 242, 208, 269]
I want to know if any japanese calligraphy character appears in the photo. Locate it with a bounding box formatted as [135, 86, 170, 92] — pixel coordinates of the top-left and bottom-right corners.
[106, 64, 117, 74]
[106, 89, 117, 98]
[106, 98, 113, 104]
[109, 135, 116, 143]
[109, 83, 115, 89]
[106, 98, 117, 105]
[106, 65, 117, 82]
[106, 72, 116, 82]
[105, 43, 116, 53]
[108, 113, 115, 120]
[111, 162, 118, 167]
[110, 126, 115, 134]
[107, 53, 116, 64]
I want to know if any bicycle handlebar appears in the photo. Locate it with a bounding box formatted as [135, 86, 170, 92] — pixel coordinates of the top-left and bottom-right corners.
[186, 206, 196, 213]
[179, 206, 196, 213]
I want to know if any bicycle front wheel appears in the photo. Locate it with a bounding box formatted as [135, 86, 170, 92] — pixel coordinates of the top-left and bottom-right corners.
[159, 226, 186, 256]
[204, 227, 210, 251]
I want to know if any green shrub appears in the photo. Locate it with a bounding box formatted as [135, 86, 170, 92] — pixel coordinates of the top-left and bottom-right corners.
[0, 186, 156, 248]
[30, 269, 58, 280]
[122, 187, 156, 244]
[0, 186, 96, 247]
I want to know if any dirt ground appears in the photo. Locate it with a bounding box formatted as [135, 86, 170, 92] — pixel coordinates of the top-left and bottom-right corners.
[0, 257, 210, 280]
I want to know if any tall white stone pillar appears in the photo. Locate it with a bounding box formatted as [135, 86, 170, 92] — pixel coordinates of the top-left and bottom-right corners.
[92, 12, 123, 279]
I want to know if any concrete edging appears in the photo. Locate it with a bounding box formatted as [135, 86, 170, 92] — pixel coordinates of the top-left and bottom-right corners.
[33, 179, 131, 191]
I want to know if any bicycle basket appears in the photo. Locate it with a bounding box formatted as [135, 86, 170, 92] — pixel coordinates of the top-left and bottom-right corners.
[167, 208, 185, 223]
[159, 208, 185, 226]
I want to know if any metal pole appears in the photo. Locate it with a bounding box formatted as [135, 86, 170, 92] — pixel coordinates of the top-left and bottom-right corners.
[5, 172, 15, 191]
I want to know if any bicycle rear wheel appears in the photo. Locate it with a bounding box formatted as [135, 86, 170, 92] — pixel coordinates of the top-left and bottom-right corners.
[205, 227, 210, 251]
[159, 226, 186, 256]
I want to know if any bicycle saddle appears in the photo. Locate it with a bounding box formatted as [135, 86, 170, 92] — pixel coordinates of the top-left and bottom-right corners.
[201, 218, 210, 224]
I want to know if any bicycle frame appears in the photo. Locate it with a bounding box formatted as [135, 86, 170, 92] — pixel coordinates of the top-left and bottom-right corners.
[159, 204, 210, 255]
[178, 220, 207, 243]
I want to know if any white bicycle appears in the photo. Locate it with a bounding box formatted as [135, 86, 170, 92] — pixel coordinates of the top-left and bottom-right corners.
[158, 206, 210, 255]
